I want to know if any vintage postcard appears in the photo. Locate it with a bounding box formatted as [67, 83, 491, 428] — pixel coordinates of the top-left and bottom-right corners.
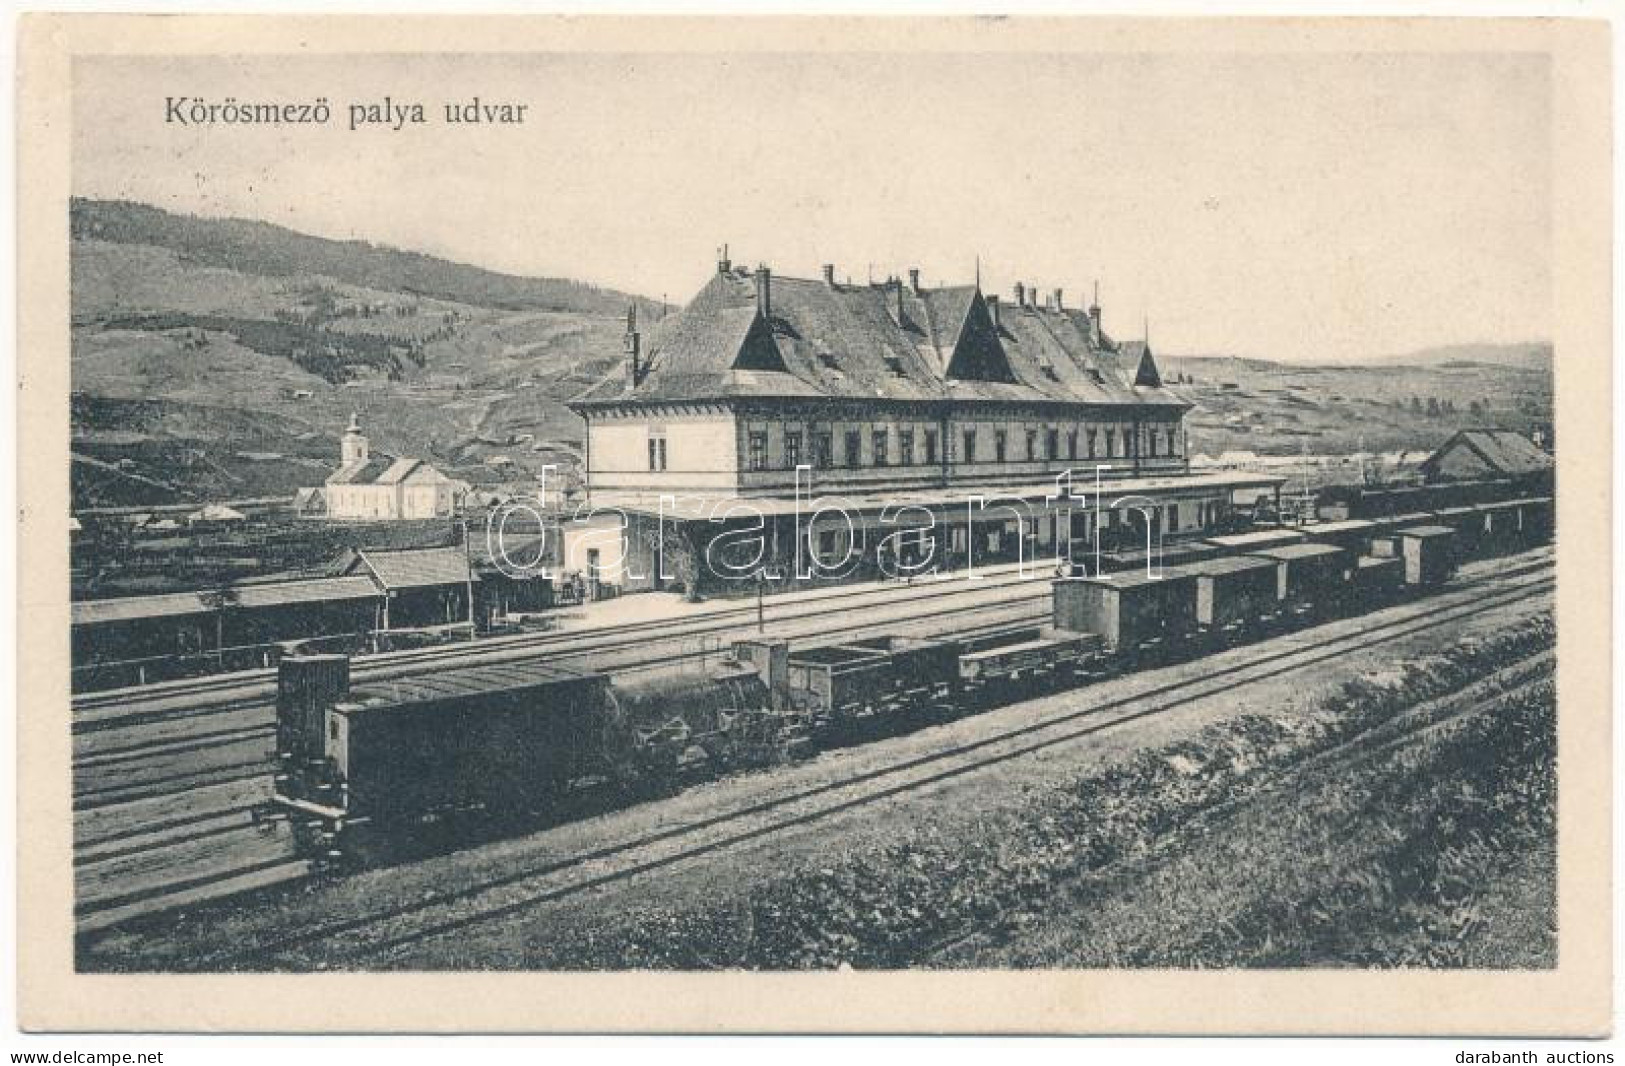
[15, 13, 1612, 1034]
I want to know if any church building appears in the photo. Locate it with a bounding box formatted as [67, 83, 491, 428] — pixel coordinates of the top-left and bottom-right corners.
[317, 413, 465, 521]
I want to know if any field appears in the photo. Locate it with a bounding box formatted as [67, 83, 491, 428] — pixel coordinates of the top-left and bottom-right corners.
[1165, 351, 1552, 460]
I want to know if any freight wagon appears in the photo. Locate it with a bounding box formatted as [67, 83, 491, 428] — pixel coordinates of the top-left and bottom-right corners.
[1054, 569, 1199, 657]
[270, 493, 1541, 861]
[1246, 542, 1350, 615]
[1180, 555, 1280, 634]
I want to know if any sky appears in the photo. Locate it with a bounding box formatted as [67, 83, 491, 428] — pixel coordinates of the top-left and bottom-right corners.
[72, 49, 1552, 363]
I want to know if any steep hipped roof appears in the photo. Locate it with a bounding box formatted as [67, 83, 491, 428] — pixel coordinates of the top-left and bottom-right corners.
[1423, 429, 1554, 478]
[574, 268, 1188, 411]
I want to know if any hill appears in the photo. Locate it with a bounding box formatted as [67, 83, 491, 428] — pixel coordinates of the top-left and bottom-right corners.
[69, 200, 650, 509]
[1160, 351, 1552, 460]
[1370, 342, 1552, 371]
[71, 199, 654, 317]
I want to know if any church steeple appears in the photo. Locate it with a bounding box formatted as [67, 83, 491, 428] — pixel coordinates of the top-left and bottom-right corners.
[341, 411, 369, 465]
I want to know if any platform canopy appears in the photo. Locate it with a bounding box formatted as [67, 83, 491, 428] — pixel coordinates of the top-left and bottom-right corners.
[592, 470, 1288, 524]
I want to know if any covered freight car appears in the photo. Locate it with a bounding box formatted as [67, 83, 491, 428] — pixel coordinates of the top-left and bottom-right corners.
[1346, 554, 1406, 608]
[1302, 518, 1380, 556]
[1054, 570, 1199, 655]
[1180, 555, 1280, 632]
[320, 661, 615, 823]
[1397, 525, 1457, 586]
[1246, 543, 1350, 614]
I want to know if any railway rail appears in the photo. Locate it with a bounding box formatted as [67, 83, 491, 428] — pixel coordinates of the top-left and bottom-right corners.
[74, 588, 1057, 807]
[78, 558, 1552, 961]
[917, 650, 1558, 964]
[72, 596, 1067, 928]
[74, 560, 1054, 724]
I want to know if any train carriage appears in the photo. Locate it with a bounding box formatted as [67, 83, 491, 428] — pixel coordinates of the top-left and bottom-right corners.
[1180, 555, 1281, 634]
[956, 611, 1107, 695]
[1054, 570, 1199, 658]
[1246, 543, 1350, 616]
[783, 634, 961, 727]
[1203, 528, 1306, 554]
[1302, 518, 1380, 556]
[1346, 554, 1406, 608]
[1396, 525, 1458, 587]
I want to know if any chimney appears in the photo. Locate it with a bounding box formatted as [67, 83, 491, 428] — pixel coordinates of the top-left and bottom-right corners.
[624, 303, 642, 386]
[1053, 287, 1064, 312]
[822, 263, 836, 288]
[1013, 281, 1025, 308]
[908, 268, 921, 294]
[890, 278, 907, 326]
[754, 264, 772, 320]
[986, 294, 1001, 330]
[717, 244, 731, 275]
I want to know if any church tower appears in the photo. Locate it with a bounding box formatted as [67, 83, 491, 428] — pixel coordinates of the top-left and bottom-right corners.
[341, 411, 369, 466]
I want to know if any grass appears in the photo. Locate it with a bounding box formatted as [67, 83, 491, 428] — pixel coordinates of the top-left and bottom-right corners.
[519, 616, 1556, 970]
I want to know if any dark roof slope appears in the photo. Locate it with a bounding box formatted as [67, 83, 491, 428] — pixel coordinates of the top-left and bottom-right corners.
[1423, 429, 1555, 478]
[574, 268, 1189, 411]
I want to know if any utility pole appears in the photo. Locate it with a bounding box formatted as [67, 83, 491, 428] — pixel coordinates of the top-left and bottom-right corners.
[460, 517, 476, 633]
[755, 569, 766, 633]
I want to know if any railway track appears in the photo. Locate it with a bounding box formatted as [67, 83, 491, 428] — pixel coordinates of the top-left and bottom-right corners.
[917, 650, 1558, 965]
[90, 560, 1552, 967]
[72, 597, 1064, 928]
[74, 560, 1052, 726]
[73, 587, 1058, 808]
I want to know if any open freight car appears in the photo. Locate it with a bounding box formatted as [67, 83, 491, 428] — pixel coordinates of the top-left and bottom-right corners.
[779, 634, 961, 729]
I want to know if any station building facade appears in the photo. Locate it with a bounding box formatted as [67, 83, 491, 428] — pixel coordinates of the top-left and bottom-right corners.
[567, 256, 1283, 595]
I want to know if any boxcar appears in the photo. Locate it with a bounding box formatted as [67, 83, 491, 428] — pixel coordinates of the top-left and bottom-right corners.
[1347, 554, 1406, 607]
[1097, 540, 1223, 575]
[320, 661, 612, 823]
[1246, 543, 1350, 611]
[1507, 496, 1555, 544]
[1397, 525, 1457, 586]
[1054, 570, 1199, 653]
[1180, 555, 1280, 630]
[1433, 506, 1488, 555]
[1478, 500, 1523, 552]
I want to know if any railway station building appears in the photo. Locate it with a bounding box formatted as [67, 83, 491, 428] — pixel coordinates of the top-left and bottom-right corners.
[566, 255, 1285, 596]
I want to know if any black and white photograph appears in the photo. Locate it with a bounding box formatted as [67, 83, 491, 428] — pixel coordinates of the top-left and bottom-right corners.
[13, 11, 1612, 1038]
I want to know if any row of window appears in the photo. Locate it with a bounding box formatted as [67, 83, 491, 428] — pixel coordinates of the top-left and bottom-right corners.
[737, 424, 1182, 473]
